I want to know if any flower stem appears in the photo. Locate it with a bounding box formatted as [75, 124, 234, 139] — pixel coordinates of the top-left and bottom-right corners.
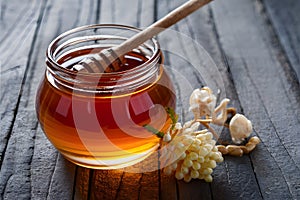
[143, 124, 164, 138]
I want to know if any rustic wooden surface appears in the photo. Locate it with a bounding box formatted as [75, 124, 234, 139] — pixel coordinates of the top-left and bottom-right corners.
[1, 0, 300, 199]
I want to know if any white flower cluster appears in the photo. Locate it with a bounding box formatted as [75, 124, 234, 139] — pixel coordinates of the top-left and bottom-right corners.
[189, 87, 253, 144]
[158, 86, 259, 182]
[189, 87, 216, 119]
[160, 121, 223, 182]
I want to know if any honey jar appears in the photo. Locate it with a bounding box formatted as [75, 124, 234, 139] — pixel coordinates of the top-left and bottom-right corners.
[35, 24, 176, 169]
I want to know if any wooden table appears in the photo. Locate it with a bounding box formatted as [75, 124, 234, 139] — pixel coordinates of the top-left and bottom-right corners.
[1, 0, 300, 199]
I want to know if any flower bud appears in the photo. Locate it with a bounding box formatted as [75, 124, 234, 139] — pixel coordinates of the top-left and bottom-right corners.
[229, 114, 253, 144]
[189, 87, 217, 118]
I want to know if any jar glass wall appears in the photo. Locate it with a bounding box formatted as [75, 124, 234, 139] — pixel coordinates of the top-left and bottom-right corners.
[35, 24, 176, 169]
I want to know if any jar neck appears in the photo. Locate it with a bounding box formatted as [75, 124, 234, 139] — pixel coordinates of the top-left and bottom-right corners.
[46, 24, 162, 96]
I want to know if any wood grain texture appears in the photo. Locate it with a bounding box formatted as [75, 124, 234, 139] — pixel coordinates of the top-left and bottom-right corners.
[100, 0, 139, 26]
[29, 0, 99, 198]
[262, 0, 300, 83]
[100, 0, 155, 27]
[88, 1, 160, 200]
[30, 128, 58, 200]
[212, 0, 300, 199]
[90, 169, 124, 200]
[157, 1, 212, 199]
[0, 0, 44, 169]
[46, 155, 76, 200]
[0, 0, 299, 199]
[157, 0, 264, 199]
[0, 1, 45, 199]
[74, 167, 91, 200]
[0, 111, 38, 199]
[0, 0, 98, 199]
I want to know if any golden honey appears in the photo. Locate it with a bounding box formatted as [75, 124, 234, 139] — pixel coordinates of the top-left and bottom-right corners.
[36, 25, 175, 169]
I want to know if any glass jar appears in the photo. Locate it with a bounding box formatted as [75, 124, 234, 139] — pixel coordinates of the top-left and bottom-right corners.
[35, 24, 176, 169]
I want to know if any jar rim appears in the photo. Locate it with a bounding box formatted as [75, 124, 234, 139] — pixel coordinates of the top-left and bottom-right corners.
[46, 24, 161, 78]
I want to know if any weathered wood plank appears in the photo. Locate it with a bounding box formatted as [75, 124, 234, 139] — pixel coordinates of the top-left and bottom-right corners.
[1, 1, 299, 200]
[46, 155, 76, 200]
[99, 0, 139, 26]
[30, 128, 58, 200]
[139, 171, 160, 200]
[90, 169, 124, 200]
[212, 0, 300, 199]
[74, 167, 91, 200]
[157, 0, 264, 199]
[116, 172, 142, 200]
[0, 111, 37, 199]
[0, 0, 44, 168]
[0, 1, 45, 199]
[262, 0, 300, 83]
[89, 1, 160, 200]
[28, 0, 99, 199]
[157, 1, 211, 199]
[0, 0, 99, 199]
[118, 152, 160, 200]
[160, 173, 178, 200]
[100, 0, 155, 28]
[139, 0, 155, 28]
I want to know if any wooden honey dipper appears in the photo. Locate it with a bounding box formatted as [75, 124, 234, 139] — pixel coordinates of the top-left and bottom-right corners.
[73, 0, 213, 73]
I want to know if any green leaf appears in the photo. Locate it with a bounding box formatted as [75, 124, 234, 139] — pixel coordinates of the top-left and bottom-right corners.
[143, 124, 164, 138]
[165, 107, 178, 130]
